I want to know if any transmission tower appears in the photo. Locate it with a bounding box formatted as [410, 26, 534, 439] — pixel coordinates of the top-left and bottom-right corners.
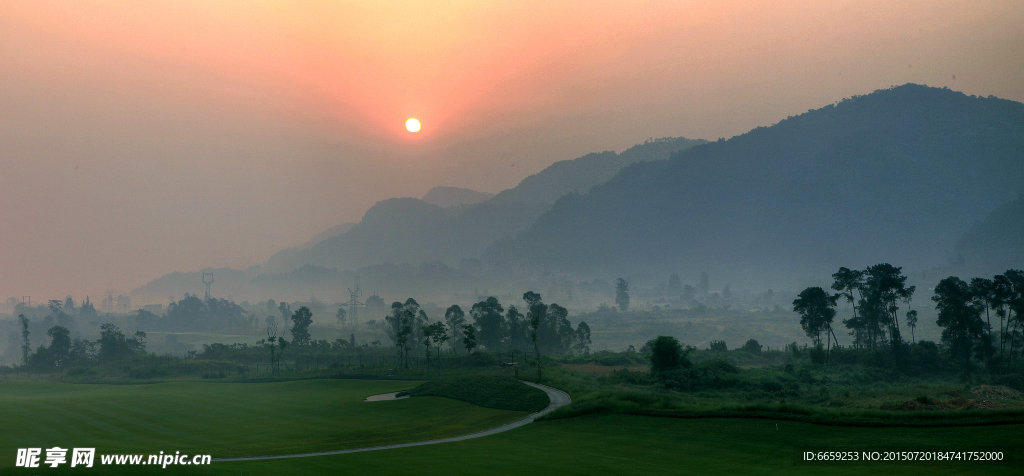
[346, 276, 366, 327]
[102, 292, 115, 314]
[202, 272, 214, 300]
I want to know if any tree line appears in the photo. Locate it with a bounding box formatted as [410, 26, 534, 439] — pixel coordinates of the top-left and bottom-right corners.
[203, 291, 592, 376]
[383, 292, 591, 372]
[793, 264, 1024, 371]
[18, 317, 146, 370]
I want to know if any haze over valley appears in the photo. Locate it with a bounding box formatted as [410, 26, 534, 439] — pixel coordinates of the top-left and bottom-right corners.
[121, 85, 1024, 308]
[0, 2, 1021, 374]
[4, 5, 1024, 475]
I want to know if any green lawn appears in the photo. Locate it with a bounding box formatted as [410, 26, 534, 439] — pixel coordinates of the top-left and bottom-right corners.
[0, 379, 527, 465]
[11, 414, 1015, 475]
[1, 381, 1018, 476]
[212, 415, 1022, 476]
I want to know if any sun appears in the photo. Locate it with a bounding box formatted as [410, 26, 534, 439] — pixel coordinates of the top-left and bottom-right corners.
[405, 118, 421, 132]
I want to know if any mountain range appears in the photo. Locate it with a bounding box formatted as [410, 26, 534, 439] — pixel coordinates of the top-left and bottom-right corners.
[261, 136, 707, 273]
[421, 186, 495, 208]
[134, 84, 1024, 301]
[486, 84, 1024, 288]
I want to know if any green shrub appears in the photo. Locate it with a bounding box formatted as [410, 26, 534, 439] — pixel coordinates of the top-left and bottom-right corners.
[994, 373, 1024, 392]
[607, 369, 655, 385]
[697, 359, 738, 374]
[128, 367, 172, 379]
[649, 336, 691, 374]
[561, 350, 647, 366]
[66, 367, 96, 377]
[658, 362, 743, 392]
[808, 344, 826, 364]
[466, 352, 502, 367]
[797, 368, 815, 384]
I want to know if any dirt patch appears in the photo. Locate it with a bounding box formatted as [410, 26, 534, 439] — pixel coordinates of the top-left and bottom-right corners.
[560, 363, 648, 377]
[970, 385, 1023, 401]
[883, 396, 1008, 411]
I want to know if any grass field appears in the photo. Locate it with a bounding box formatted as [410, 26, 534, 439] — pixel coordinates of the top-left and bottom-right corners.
[0, 376, 1019, 475]
[4, 414, 1016, 475]
[0, 379, 528, 469]
[219, 415, 1021, 476]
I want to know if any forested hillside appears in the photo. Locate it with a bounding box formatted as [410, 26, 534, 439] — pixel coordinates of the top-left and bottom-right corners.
[955, 194, 1024, 276]
[488, 85, 1024, 287]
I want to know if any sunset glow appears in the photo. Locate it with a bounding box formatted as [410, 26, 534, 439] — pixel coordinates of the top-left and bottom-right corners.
[0, 0, 1021, 299]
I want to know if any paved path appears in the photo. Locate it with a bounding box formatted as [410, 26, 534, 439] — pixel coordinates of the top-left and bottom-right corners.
[214, 381, 570, 462]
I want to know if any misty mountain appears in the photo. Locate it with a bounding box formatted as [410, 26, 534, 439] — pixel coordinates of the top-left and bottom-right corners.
[249, 262, 481, 305]
[132, 261, 482, 306]
[131, 267, 261, 304]
[299, 223, 356, 250]
[954, 194, 1024, 276]
[486, 84, 1024, 287]
[255, 223, 358, 279]
[263, 136, 706, 273]
[421, 186, 494, 208]
[489, 137, 708, 206]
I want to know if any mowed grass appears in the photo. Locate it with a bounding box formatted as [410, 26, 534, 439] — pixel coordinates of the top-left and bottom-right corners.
[400, 375, 550, 412]
[11, 414, 1016, 475]
[0, 379, 528, 465]
[223, 415, 1021, 476]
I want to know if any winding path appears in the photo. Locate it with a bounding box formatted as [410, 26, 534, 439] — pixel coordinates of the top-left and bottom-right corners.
[214, 381, 570, 462]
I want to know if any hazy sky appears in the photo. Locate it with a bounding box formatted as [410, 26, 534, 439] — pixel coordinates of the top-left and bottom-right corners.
[2, 0, 1022, 302]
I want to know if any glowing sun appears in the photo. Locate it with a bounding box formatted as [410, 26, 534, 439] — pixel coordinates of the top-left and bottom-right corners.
[405, 118, 421, 132]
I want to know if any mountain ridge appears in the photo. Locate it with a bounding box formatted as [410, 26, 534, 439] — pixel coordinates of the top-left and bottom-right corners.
[262, 136, 706, 273]
[486, 84, 1024, 287]
[421, 186, 494, 208]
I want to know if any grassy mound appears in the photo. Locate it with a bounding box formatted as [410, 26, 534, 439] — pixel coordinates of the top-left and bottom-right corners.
[400, 375, 549, 412]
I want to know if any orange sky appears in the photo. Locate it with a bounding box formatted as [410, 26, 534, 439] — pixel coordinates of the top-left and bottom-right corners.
[1, 0, 1022, 302]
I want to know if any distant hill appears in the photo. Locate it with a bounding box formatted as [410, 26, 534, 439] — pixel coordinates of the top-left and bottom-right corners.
[247, 223, 357, 280]
[490, 137, 707, 206]
[421, 186, 494, 208]
[263, 137, 706, 273]
[299, 223, 356, 249]
[487, 84, 1024, 288]
[247, 262, 482, 306]
[954, 194, 1024, 276]
[130, 267, 260, 305]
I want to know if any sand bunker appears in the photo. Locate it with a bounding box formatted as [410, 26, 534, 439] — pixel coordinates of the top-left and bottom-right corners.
[364, 392, 410, 402]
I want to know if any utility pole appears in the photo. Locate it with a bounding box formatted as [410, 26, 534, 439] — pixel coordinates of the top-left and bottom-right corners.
[202, 272, 214, 300]
[346, 276, 366, 327]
